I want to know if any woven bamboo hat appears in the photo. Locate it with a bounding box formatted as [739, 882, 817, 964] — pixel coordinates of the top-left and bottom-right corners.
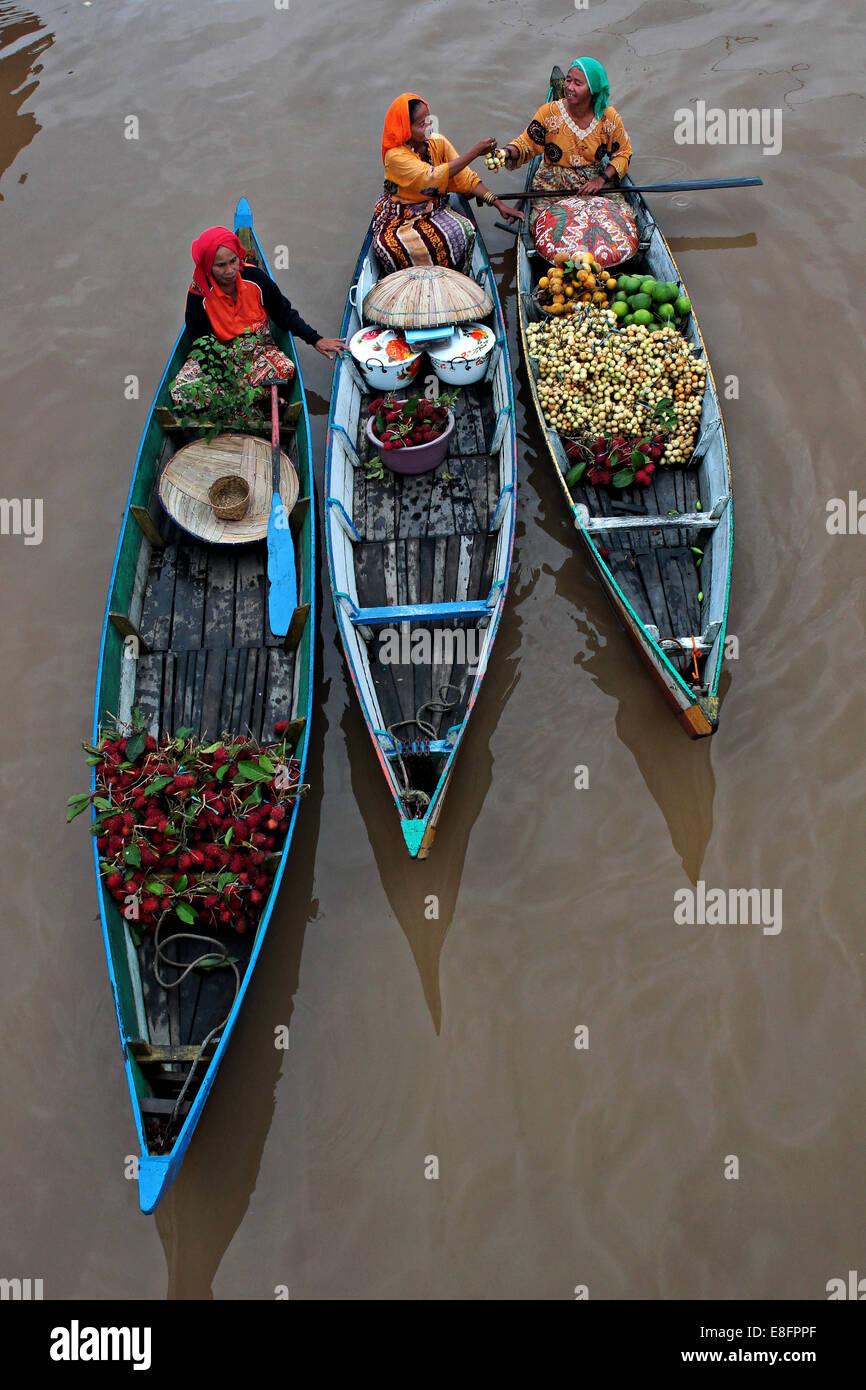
[363, 266, 493, 329]
[158, 434, 298, 545]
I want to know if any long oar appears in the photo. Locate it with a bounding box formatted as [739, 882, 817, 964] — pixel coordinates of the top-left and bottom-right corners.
[266, 382, 296, 636]
[497, 176, 763, 201]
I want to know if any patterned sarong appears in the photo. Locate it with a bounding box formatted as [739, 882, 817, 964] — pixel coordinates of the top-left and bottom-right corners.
[530, 162, 639, 269]
[372, 192, 476, 273]
[170, 323, 295, 430]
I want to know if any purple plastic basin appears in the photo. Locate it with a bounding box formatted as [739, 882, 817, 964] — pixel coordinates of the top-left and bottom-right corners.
[365, 411, 455, 475]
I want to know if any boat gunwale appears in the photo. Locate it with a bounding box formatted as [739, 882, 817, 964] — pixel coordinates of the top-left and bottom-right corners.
[90, 197, 316, 1208]
[324, 191, 517, 854]
[515, 75, 733, 723]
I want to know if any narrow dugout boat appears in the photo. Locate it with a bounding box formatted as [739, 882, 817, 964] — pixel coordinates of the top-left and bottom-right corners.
[91, 198, 315, 1211]
[325, 197, 517, 857]
[516, 68, 733, 736]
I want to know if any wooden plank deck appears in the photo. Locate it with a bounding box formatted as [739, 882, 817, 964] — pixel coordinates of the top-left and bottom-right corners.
[353, 384, 497, 544]
[352, 382, 499, 735]
[135, 514, 298, 741]
[136, 930, 254, 1060]
[568, 465, 707, 675]
[605, 539, 704, 677]
[131, 487, 300, 1129]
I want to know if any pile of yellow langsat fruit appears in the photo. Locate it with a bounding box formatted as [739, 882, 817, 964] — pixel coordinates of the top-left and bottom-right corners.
[536, 252, 619, 314]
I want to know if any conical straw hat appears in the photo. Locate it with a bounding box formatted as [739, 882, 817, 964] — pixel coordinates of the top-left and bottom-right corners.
[158, 434, 298, 545]
[363, 266, 493, 329]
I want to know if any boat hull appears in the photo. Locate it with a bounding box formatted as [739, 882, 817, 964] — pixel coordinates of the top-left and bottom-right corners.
[515, 75, 733, 737]
[325, 197, 517, 855]
[91, 198, 315, 1211]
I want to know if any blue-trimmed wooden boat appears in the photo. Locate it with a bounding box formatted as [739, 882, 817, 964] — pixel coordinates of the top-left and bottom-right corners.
[91, 198, 315, 1211]
[516, 68, 733, 736]
[325, 196, 517, 858]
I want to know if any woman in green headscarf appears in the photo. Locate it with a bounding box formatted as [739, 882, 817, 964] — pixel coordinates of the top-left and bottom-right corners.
[501, 58, 639, 267]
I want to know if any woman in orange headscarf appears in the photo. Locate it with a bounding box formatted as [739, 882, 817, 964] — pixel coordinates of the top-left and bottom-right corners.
[372, 94, 523, 273]
[170, 226, 344, 424]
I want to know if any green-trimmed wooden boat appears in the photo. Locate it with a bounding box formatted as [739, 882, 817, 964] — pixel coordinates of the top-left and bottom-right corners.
[91, 198, 315, 1212]
[516, 67, 733, 736]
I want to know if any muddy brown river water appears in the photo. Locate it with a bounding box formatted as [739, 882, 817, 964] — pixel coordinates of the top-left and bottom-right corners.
[0, 0, 864, 1302]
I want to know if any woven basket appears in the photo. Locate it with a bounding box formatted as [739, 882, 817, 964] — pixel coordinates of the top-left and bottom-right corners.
[363, 266, 493, 329]
[158, 435, 298, 545]
[208, 474, 250, 521]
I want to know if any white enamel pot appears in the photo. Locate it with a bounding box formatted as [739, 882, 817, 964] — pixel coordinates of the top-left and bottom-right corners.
[427, 322, 495, 386]
[348, 326, 423, 391]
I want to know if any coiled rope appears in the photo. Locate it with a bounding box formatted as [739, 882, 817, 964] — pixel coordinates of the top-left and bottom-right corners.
[150, 916, 241, 1151]
[387, 683, 462, 814]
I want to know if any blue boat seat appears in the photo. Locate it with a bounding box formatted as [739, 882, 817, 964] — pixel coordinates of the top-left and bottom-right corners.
[386, 738, 453, 756]
[348, 600, 493, 627]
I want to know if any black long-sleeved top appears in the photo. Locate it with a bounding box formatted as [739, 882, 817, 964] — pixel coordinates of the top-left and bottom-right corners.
[184, 263, 321, 347]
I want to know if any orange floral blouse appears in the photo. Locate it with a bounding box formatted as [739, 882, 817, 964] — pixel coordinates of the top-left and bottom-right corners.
[507, 101, 632, 179]
[383, 134, 482, 205]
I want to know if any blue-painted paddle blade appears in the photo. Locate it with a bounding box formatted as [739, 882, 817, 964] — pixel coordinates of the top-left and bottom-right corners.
[267, 490, 296, 636]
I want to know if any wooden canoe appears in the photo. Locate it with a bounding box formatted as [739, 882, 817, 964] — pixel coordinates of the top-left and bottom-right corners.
[516, 68, 733, 736]
[91, 198, 315, 1212]
[324, 196, 517, 858]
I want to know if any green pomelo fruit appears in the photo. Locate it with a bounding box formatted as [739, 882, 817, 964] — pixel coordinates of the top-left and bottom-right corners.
[651, 282, 678, 304]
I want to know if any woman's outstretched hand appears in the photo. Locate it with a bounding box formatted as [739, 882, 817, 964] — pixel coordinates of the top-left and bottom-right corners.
[578, 176, 607, 195]
[468, 137, 498, 161]
[314, 337, 346, 360]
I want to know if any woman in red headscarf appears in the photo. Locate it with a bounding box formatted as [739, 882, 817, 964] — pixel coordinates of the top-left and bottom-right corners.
[170, 226, 344, 422]
[372, 94, 523, 273]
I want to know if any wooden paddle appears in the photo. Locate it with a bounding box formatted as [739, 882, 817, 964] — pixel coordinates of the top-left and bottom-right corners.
[497, 176, 763, 201]
[266, 382, 296, 636]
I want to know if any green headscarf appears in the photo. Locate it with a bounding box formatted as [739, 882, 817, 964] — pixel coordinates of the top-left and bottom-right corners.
[568, 57, 610, 120]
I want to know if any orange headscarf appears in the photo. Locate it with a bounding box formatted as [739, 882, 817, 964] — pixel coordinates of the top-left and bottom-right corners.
[381, 92, 425, 163]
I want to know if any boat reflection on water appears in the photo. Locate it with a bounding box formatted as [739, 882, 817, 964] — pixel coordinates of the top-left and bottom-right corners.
[515, 306, 726, 885]
[344, 601, 522, 1034]
[561, 550, 728, 883]
[153, 694, 326, 1298]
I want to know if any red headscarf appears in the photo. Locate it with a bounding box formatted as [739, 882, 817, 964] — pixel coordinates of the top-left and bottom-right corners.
[190, 226, 248, 297]
[381, 92, 425, 163]
[188, 225, 267, 342]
